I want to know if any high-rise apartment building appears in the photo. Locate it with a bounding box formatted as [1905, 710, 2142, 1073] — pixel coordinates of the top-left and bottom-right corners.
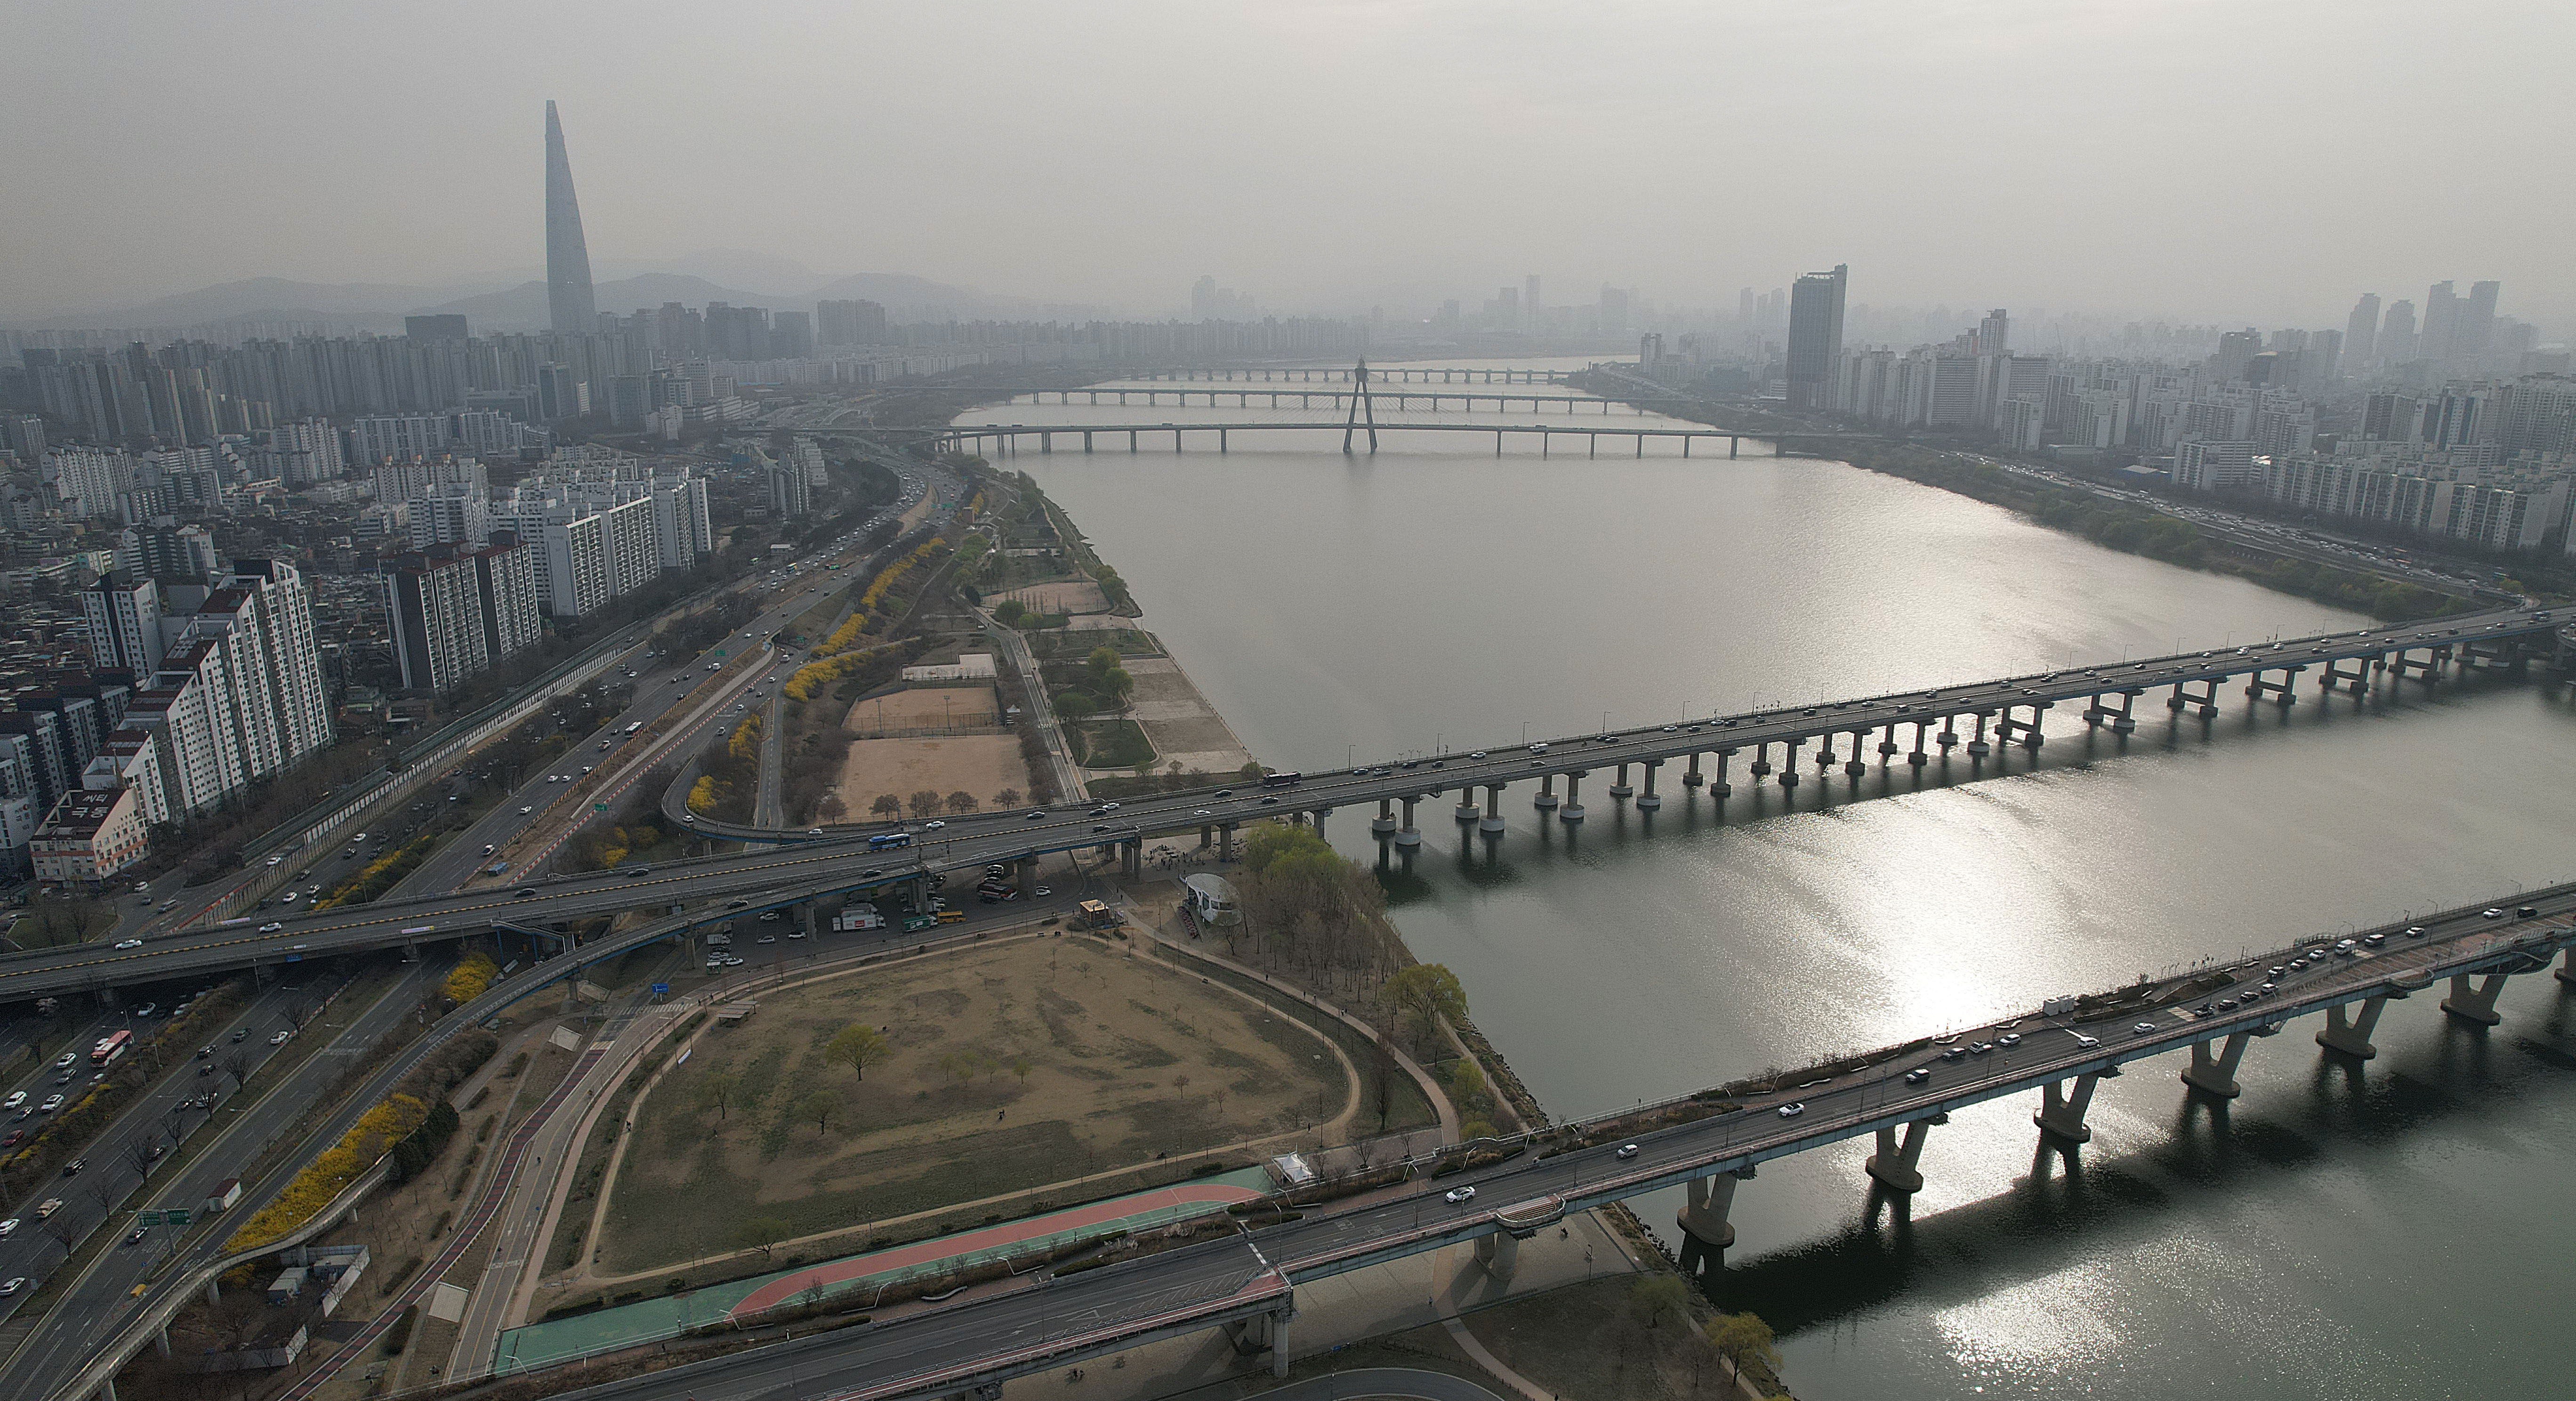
[2379, 300, 2417, 363]
[2461, 281, 2501, 355]
[1975, 308, 2010, 355]
[544, 101, 598, 336]
[2421, 281, 2458, 361]
[80, 572, 167, 675]
[2345, 294, 2381, 371]
[816, 299, 888, 347]
[1783, 264, 1849, 410]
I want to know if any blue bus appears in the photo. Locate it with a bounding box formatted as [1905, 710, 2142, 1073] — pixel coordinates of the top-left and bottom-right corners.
[1260, 771, 1303, 788]
[869, 832, 913, 850]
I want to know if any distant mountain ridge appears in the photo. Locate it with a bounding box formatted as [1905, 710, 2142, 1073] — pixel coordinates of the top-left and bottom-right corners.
[8, 263, 1111, 333]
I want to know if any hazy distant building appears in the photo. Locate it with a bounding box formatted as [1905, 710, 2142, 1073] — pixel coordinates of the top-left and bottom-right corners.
[544, 100, 597, 336]
[2344, 294, 2380, 371]
[1783, 263, 1848, 410]
[816, 299, 887, 346]
[2421, 281, 2458, 362]
[1975, 308, 2010, 355]
[2461, 280, 2500, 354]
[404, 314, 468, 340]
[2380, 299, 2418, 363]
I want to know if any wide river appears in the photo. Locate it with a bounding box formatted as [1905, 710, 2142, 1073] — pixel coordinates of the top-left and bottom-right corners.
[958, 362, 2576, 1400]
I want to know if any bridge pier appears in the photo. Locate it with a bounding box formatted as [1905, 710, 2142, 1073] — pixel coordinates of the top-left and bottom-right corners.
[2559, 948, 2576, 987]
[1676, 1165, 1754, 1262]
[1473, 1229, 1521, 1281]
[2245, 667, 2303, 708]
[2442, 971, 2511, 1026]
[1713, 747, 1734, 797]
[2084, 690, 2140, 733]
[2168, 680, 2220, 716]
[2392, 647, 2444, 683]
[1481, 784, 1506, 833]
[1560, 770, 1586, 822]
[1682, 752, 1703, 787]
[1748, 744, 1771, 779]
[1199, 823, 1213, 849]
[1865, 1113, 1945, 1195]
[1122, 839, 1142, 878]
[1218, 822, 1239, 862]
[1966, 713, 1991, 757]
[1017, 856, 1039, 901]
[1909, 721, 1930, 765]
[2036, 1071, 2111, 1143]
[1373, 798, 1397, 836]
[1997, 702, 2048, 750]
[1610, 763, 1634, 800]
[1453, 788, 1481, 822]
[2182, 1031, 2254, 1098]
[1636, 760, 1662, 809]
[1844, 731, 1869, 776]
[1533, 773, 1558, 810]
[1876, 726, 1900, 758]
[1310, 807, 1330, 842]
[1778, 740, 1801, 788]
[2319, 657, 2371, 694]
[1396, 797, 1421, 847]
[2317, 993, 2395, 1058]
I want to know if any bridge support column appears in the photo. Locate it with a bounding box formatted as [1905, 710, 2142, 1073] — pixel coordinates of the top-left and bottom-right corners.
[2085, 691, 2139, 732]
[1533, 774, 1558, 810]
[1909, 721, 1930, 765]
[2393, 647, 2445, 684]
[1199, 823, 1213, 849]
[1609, 763, 1634, 800]
[1121, 839, 1141, 878]
[2182, 1032, 2253, 1098]
[2558, 947, 2576, 987]
[1713, 747, 1734, 797]
[1966, 713, 1991, 757]
[1636, 760, 1662, 809]
[1747, 744, 1771, 779]
[1373, 798, 1397, 836]
[2442, 972, 2510, 1026]
[96, 1380, 116, 1401]
[1844, 731, 1869, 776]
[2245, 667, 2303, 708]
[1396, 798, 1421, 848]
[2168, 680, 2220, 716]
[1996, 703, 2048, 750]
[1473, 1229, 1521, 1281]
[1016, 856, 1037, 899]
[154, 1325, 171, 1360]
[1560, 770, 1586, 822]
[1876, 726, 1900, 757]
[1310, 807, 1329, 842]
[1866, 1113, 1945, 1194]
[1676, 1165, 1753, 1263]
[2320, 657, 2370, 694]
[2036, 1072, 2108, 1143]
[2317, 995, 2393, 1058]
[1480, 784, 1505, 833]
[1218, 822, 1238, 862]
[1682, 753, 1703, 787]
[1778, 740, 1801, 788]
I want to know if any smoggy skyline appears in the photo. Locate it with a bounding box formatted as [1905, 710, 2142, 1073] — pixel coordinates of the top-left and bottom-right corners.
[3, 0, 2570, 332]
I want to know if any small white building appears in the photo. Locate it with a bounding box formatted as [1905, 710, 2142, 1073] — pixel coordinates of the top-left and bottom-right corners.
[1182, 873, 1240, 926]
[901, 653, 997, 684]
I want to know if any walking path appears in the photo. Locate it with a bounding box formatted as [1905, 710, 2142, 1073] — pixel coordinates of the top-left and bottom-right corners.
[488, 1167, 1274, 1377]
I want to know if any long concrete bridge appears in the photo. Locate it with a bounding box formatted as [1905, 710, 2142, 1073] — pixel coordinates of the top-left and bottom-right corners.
[1124, 365, 1567, 384]
[132, 883, 2567, 1401]
[6, 604, 2557, 1009]
[1010, 387, 1697, 414]
[935, 418, 1875, 458]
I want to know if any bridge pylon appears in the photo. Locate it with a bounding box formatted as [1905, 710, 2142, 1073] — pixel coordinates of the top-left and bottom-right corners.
[1341, 358, 1378, 454]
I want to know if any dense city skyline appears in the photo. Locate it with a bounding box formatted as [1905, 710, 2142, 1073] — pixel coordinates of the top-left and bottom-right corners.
[3, 1, 2571, 329]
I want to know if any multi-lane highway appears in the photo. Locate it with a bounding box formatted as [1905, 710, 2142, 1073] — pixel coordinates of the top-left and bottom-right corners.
[0, 604, 2553, 1009]
[460, 885, 2576, 1401]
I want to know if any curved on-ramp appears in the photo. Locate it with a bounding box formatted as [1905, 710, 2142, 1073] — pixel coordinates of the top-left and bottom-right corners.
[1252, 1368, 1506, 1401]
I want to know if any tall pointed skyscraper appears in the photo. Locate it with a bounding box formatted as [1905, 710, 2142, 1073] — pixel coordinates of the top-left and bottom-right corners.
[544, 100, 597, 334]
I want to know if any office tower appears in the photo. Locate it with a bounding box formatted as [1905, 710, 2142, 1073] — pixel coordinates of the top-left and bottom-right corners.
[2421, 281, 2457, 361]
[1784, 264, 1850, 411]
[2344, 294, 2380, 370]
[80, 573, 166, 675]
[817, 299, 887, 347]
[2378, 300, 2417, 362]
[2460, 281, 2500, 354]
[544, 100, 598, 336]
[1976, 308, 2010, 354]
[405, 314, 468, 340]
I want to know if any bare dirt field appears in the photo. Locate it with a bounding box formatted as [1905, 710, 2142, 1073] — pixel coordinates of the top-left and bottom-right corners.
[992, 579, 1109, 615]
[593, 937, 1349, 1275]
[1121, 657, 1254, 773]
[830, 734, 1031, 813]
[844, 684, 1000, 735]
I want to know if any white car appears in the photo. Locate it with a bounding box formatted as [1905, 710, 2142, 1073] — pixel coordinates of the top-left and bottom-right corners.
[269, 1030, 292, 1047]
[1443, 1185, 1476, 1204]
[259, 922, 284, 933]
[1776, 1102, 1805, 1119]
[519, 806, 533, 815]
[114, 938, 144, 950]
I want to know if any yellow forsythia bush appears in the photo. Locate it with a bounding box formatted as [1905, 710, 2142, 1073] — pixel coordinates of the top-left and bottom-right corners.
[442, 952, 499, 1006]
[224, 1094, 427, 1252]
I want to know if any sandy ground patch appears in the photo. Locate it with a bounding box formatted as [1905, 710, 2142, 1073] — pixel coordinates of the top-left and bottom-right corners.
[1063, 612, 1143, 630]
[832, 734, 1032, 812]
[992, 579, 1109, 614]
[844, 684, 1000, 735]
[595, 939, 1348, 1275]
[1121, 657, 1254, 773]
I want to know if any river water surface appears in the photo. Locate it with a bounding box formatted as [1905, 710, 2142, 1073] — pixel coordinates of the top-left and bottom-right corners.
[959, 362, 2576, 1400]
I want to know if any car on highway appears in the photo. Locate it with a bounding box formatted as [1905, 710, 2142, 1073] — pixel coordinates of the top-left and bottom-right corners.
[0, 1093, 18, 1112]
[126, 1227, 149, 1245]
[1997, 1033, 2022, 1047]
[2482, 907, 2506, 918]
[115, 938, 143, 950]
[269, 1030, 292, 1046]
[1024, 810, 1046, 821]
[2405, 925, 2427, 938]
[0, 1278, 22, 1295]
[61, 1158, 83, 1176]
[519, 806, 533, 815]
[1776, 1103, 1805, 1119]
[195, 1044, 212, 1058]
[260, 922, 283, 933]
[33, 1199, 60, 1219]
[0, 1219, 13, 1237]
[1615, 1143, 1640, 1159]
[1905, 1067, 1931, 1084]
[52, 1053, 73, 1071]
[1443, 1185, 1477, 1204]
[232, 1028, 249, 1042]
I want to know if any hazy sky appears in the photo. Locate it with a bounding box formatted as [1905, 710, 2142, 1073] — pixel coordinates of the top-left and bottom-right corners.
[4, 0, 2569, 330]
